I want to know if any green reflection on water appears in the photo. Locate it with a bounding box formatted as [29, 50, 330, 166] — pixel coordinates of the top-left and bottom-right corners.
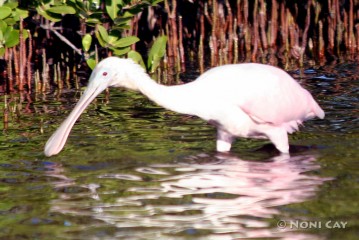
[0, 63, 358, 239]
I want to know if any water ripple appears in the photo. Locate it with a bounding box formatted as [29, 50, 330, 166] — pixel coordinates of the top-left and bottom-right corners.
[98, 174, 142, 181]
[49, 153, 330, 239]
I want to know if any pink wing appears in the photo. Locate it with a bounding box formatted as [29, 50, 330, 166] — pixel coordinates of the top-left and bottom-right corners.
[237, 67, 324, 126]
[194, 63, 324, 128]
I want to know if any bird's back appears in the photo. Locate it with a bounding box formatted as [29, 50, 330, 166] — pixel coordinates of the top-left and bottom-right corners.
[191, 63, 324, 125]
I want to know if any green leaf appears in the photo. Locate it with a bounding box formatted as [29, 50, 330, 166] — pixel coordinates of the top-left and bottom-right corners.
[0, 19, 7, 33]
[85, 18, 101, 25]
[47, 6, 76, 14]
[113, 36, 139, 48]
[128, 50, 145, 69]
[3, 2, 18, 10]
[36, 6, 62, 22]
[112, 46, 131, 56]
[114, 16, 133, 25]
[95, 29, 105, 47]
[12, 8, 29, 21]
[5, 29, 19, 48]
[108, 36, 118, 46]
[147, 35, 167, 72]
[151, 0, 164, 6]
[4, 25, 12, 37]
[86, 58, 96, 70]
[3, 17, 15, 25]
[97, 25, 109, 43]
[112, 24, 131, 31]
[82, 34, 92, 52]
[105, 0, 120, 21]
[107, 30, 121, 45]
[0, 7, 11, 20]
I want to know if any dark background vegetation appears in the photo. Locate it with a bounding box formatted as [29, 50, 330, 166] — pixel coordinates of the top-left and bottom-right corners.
[1, 0, 359, 92]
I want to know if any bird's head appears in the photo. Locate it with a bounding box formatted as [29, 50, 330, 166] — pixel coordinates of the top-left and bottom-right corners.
[44, 57, 143, 157]
[87, 57, 143, 92]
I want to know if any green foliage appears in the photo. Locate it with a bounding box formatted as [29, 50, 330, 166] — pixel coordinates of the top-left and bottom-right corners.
[96, 25, 109, 45]
[82, 33, 92, 52]
[0, 1, 29, 25]
[105, 0, 120, 21]
[94, 24, 141, 60]
[0, 7, 12, 19]
[2, 0, 167, 72]
[4, 27, 19, 47]
[35, 0, 72, 22]
[86, 57, 97, 70]
[68, 0, 102, 25]
[147, 35, 167, 73]
[115, 36, 139, 48]
[52, 0, 165, 71]
[0, 1, 29, 56]
[47, 5, 76, 14]
[128, 50, 146, 69]
[126, 35, 167, 72]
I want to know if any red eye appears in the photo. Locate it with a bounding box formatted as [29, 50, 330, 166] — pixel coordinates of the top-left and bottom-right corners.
[103, 72, 108, 76]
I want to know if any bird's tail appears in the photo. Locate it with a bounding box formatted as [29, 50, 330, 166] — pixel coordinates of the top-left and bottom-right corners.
[307, 99, 325, 120]
[313, 101, 325, 119]
[302, 89, 325, 120]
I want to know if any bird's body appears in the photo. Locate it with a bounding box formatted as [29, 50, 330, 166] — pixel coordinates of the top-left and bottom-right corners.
[44, 57, 324, 157]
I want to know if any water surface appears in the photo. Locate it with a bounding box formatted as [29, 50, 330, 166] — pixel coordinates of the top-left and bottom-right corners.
[0, 61, 358, 239]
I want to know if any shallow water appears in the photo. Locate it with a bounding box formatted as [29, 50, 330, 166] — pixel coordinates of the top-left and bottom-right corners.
[0, 61, 358, 239]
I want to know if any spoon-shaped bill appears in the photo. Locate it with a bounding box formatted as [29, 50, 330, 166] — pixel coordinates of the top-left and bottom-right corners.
[44, 84, 106, 157]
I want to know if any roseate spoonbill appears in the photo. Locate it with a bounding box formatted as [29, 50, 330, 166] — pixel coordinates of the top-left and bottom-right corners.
[44, 57, 324, 157]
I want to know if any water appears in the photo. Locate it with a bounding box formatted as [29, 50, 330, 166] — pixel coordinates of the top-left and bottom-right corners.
[0, 61, 358, 239]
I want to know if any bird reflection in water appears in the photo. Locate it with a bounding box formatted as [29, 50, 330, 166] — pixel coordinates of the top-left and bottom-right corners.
[48, 153, 330, 239]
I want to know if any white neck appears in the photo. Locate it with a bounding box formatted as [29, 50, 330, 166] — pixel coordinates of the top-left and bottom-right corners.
[126, 66, 196, 115]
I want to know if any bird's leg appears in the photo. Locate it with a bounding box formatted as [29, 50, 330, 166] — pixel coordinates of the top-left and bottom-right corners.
[265, 128, 289, 153]
[216, 129, 235, 152]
